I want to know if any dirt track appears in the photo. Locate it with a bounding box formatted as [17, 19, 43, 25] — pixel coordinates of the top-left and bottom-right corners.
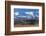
[14, 24, 38, 27]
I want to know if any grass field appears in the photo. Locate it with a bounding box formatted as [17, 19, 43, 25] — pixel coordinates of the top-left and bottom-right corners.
[14, 19, 39, 27]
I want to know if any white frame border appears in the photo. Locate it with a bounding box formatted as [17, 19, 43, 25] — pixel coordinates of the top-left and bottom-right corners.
[11, 5, 42, 32]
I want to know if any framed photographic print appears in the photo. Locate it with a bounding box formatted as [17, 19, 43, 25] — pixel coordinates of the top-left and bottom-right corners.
[5, 1, 45, 35]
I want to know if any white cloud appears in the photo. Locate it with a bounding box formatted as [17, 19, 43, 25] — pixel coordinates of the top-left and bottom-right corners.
[17, 16, 26, 18]
[35, 15, 39, 17]
[25, 12, 35, 18]
[25, 12, 29, 14]
[15, 12, 19, 15]
[25, 12, 34, 16]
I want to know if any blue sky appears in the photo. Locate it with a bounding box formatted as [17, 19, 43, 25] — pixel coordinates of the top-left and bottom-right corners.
[14, 8, 39, 19]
